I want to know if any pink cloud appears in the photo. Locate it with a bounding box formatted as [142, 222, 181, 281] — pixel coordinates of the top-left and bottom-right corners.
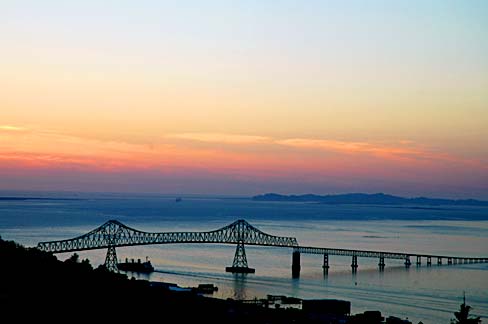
[1, 128, 487, 196]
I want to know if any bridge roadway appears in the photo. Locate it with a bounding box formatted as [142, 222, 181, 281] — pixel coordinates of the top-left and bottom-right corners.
[36, 219, 488, 275]
[294, 246, 488, 276]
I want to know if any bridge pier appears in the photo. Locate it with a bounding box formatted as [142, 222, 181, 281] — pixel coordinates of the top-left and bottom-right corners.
[226, 241, 255, 273]
[292, 251, 301, 278]
[416, 256, 421, 266]
[322, 254, 329, 271]
[437, 257, 442, 265]
[404, 256, 411, 268]
[104, 245, 118, 272]
[427, 256, 431, 266]
[351, 255, 358, 272]
[378, 256, 385, 271]
[448, 257, 452, 265]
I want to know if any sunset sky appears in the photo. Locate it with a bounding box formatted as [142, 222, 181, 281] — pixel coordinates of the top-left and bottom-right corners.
[1, 1, 487, 198]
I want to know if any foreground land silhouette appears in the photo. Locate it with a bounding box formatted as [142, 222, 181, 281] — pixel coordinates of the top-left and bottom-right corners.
[0, 237, 481, 323]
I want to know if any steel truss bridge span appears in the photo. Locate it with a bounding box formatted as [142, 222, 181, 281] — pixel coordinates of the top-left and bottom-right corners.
[37, 219, 298, 272]
[37, 219, 298, 252]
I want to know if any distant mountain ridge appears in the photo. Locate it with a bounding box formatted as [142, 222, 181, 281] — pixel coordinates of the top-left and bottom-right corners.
[252, 193, 488, 206]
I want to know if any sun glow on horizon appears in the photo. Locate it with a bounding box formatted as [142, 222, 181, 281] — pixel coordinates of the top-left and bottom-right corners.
[1, 1, 487, 198]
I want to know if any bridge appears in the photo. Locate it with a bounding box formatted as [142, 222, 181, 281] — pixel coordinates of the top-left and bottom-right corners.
[37, 219, 488, 276]
[37, 219, 298, 273]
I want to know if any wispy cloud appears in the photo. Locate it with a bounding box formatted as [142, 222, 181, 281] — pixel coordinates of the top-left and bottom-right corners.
[0, 125, 26, 131]
[164, 132, 485, 167]
[1, 129, 485, 177]
[166, 132, 270, 145]
[276, 138, 422, 159]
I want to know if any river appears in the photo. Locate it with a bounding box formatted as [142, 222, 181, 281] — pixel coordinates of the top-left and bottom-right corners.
[1, 191, 487, 323]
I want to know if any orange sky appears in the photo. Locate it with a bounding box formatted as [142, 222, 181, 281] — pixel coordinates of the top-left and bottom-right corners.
[1, 1, 487, 197]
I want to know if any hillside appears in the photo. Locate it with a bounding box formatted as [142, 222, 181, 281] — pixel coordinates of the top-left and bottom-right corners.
[252, 193, 488, 206]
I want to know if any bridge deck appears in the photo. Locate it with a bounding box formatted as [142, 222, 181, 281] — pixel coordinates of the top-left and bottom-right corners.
[296, 246, 488, 262]
[36, 219, 488, 264]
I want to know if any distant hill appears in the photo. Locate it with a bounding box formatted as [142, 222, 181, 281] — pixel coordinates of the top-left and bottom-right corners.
[252, 193, 488, 206]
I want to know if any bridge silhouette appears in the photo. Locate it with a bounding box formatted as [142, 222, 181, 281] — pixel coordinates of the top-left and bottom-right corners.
[37, 219, 488, 276]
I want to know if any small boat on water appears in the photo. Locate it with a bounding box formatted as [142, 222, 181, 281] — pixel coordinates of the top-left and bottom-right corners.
[194, 284, 218, 294]
[118, 256, 154, 273]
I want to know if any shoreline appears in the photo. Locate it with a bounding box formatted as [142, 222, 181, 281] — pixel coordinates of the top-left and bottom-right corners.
[4, 237, 478, 323]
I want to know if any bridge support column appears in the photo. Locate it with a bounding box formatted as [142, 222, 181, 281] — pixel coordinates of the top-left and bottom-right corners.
[226, 241, 255, 273]
[292, 250, 301, 278]
[405, 256, 411, 268]
[448, 258, 452, 265]
[437, 257, 442, 265]
[351, 255, 358, 272]
[416, 256, 421, 266]
[322, 254, 329, 271]
[104, 245, 118, 272]
[378, 256, 385, 271]
[427, 256, 431, 266]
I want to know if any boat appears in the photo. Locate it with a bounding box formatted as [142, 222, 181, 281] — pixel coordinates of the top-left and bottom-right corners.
[117, 257, 154, 273]
[175, 197, 182, 202]
[194, 284, 218, 294]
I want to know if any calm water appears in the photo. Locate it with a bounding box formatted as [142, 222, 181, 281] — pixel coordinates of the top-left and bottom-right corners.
[1, 191, 487, 323]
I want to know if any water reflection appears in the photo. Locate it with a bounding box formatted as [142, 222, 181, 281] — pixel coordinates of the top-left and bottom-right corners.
[120, 270, 151, 281]
[232, 273, 248, 300]
[323, 268, 329, 279]
[291, 276, 301, 297]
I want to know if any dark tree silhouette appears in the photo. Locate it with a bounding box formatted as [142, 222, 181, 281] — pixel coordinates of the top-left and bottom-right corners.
[451, 299, 481, 324]
[65, 252, 79, 263]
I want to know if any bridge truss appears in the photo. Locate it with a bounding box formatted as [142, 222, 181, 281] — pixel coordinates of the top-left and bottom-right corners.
[37, 219, 488, 274]
[37, 219, 299, 272]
